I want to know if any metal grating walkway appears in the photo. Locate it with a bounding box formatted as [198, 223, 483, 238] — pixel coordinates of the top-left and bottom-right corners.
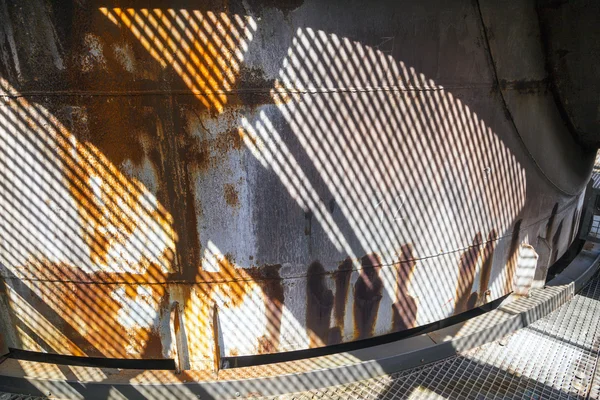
[0, 395, 43, 400]
[2, 274, 600, 399]
[258, 273, 600, 400]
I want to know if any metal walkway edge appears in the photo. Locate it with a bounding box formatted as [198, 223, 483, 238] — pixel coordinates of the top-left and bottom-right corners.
[1, 243, 600, 399]
[267, 266, 600, 399]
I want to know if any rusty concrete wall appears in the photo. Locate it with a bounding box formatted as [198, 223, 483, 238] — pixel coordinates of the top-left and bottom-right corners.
[0, 0, 595, 371]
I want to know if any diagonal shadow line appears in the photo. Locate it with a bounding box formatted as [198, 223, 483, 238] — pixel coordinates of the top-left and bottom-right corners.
[0, 264, 103, 357]
[0, 104, 173, 279]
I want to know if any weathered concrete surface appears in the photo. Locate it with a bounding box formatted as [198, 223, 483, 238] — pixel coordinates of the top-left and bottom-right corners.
[0, 0, 596, 371]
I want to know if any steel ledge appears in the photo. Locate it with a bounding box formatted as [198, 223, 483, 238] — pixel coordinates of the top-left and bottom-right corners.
[1, 242, 600, 400]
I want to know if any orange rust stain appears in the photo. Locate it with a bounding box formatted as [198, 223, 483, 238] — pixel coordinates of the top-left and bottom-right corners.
[306, 262, 333, 348]
[328, 258, 353, 345]
[9, 8, 305, 365]
[223, 184, 239, 207]
[214, 129, 244, 153]
[211, 303, 221, 372]
[200, 261, 284, 358]
[392, 244, 418, 331]
[11, 94, 176, 278]
[99, 8, 255, 112]
[195, 254, 255, 308]
[183, 109, 248, 174]
[171, 302, 181, 344]
[257, 335, 276, 354]
[353, 254, 383, 340]
[140, 328, 165, 359]
[63, 138, 175, 273]
[5, 8, 283, 368]
[180, 283, 219, 369]
[183, 256, 284, 363]
[13, 259, 170, 286]
[478, 230, 497, 305]
[194, 258, 270, 307]
[124, 285, 138, 299]
[11, 96, 272, 366]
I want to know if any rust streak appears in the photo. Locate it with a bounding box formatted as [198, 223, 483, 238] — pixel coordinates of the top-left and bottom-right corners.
[328, 258, 352, 345]
[392, 244, 418, 331]
[212, 303, 221, 372]
[353, 254, 383, 340]
[505, 220, 523, 293]
[478, 230, 497, 306]
[306, 262, 333, 348]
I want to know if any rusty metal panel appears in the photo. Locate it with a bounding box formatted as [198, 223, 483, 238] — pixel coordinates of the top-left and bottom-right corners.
[0, 0, 593, 372]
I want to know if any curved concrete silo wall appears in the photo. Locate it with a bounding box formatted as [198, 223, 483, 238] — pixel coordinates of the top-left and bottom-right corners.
[0, 0, 595, 370]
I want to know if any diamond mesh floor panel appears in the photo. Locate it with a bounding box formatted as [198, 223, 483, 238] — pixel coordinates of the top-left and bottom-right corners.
[259, 274, 600, 400]
[0, 395, 44, 400]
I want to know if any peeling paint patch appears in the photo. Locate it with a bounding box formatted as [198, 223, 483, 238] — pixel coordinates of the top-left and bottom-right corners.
[79, 34, 107, 72]
[328, 258, 352, 344]
[223, 184, 239, 207]
[112, 42, 136, 73]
